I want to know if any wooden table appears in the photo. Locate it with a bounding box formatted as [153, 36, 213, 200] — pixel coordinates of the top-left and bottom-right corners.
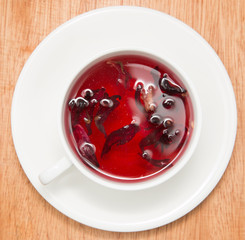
[1, 0, 244, 239]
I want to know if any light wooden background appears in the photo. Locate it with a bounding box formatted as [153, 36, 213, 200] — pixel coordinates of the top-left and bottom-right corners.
[0, 0, 244, 239]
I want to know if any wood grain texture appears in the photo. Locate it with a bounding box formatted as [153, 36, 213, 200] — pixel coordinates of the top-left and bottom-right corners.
[0, 0, 244, 239]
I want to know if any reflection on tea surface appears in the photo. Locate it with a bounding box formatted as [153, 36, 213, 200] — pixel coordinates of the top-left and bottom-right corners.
[65, 55, 194, 182]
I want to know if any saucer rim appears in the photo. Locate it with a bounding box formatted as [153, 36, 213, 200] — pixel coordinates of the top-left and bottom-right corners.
[11, 6, 237, 232]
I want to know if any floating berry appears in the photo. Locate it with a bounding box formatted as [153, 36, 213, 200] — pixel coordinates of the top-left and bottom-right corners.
[159, 73, 186, 95]
[82, 88, 94, 98]
[163, 118, 174, 128]
[149, 115, 161, 125]
[175, 129, 180, 135]
[163, 98, 175, 109]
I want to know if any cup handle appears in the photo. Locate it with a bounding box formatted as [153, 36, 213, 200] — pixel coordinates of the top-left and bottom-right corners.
[39, 157, 73, 185]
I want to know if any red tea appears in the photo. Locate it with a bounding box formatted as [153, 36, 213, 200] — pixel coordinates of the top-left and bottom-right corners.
[64, 54, 194, 182]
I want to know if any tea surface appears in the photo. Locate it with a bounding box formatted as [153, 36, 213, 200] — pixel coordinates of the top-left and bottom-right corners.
[65, 55, 194, 181]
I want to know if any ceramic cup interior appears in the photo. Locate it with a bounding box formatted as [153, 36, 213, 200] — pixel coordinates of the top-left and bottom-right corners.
[58, 48, 202, 191]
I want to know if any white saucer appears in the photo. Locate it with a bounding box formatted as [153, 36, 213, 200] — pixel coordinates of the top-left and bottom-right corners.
[11, 7, 237, 232]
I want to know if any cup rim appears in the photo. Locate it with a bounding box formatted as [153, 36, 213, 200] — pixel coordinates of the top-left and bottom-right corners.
[58, 47, 202, 191]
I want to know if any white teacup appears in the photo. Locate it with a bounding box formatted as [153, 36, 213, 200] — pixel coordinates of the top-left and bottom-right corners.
[39, 48, 202, 191]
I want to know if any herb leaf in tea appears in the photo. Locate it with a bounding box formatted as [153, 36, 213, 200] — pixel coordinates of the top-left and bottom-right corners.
[101, 123, 140, 157]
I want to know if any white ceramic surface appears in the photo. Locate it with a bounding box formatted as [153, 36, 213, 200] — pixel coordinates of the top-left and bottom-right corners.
[11, 7, 237, 232]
